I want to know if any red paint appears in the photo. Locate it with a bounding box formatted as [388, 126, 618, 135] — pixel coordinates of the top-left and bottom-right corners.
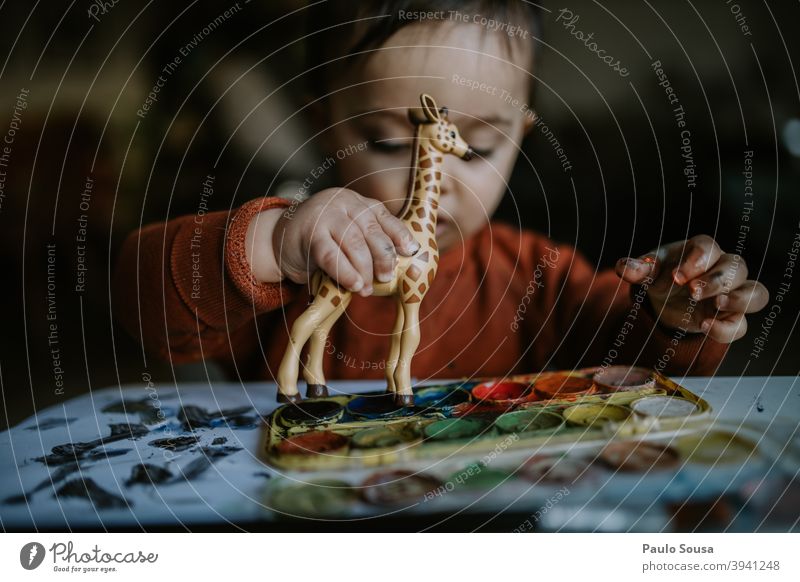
[472, 381, 529, 401]
[534, 375, 595, 400]
[276, 431, 349, 456]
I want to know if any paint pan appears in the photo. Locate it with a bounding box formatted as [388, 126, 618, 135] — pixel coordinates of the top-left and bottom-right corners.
[521, 454, 593, 485]
[593, 365, 655, 393]
[423, 417, 487, 441]
[269, 479, 356, 518]
[361, 469, 442, 505]
[494, 409, 563, 435]
[562, 403, 630, 428]
[351, 424, 419, 449]
[533, 374, 596, 400]
[446, 463, 513, 489]
[413, 385, 471, 410]
[278, 399, 344, 427]
[346, 393, 413, 419]
[275, 431, 349, 456]
[600, 441, 680, 472]
[631, 395, 699, 418]
[471, 380, 530, 402]
[675, 431, 757, 465]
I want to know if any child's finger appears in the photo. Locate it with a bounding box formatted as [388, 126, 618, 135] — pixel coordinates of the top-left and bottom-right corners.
[368, 201, 420, 256]
[331, 224, 374, 296]
[715, 280, 770, 313]
[700, 312, 748, 344]
[614, 254, 658, 284]
[672, 234, 722, 285]
[686, 253, 747, 301]
[311, 235, 365, 293]
[354, 212, 399, 284]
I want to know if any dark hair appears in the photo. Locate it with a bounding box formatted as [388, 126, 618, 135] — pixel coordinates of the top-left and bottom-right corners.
[304, 0, 543, 101]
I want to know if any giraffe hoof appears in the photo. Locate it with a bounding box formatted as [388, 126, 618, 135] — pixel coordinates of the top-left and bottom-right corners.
[306, 384, 329, 399]
[277, 392, 302, 404]
[394, 394, 415, 408]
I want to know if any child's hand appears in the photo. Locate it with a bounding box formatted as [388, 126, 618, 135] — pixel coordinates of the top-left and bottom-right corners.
[272, 188, 420, 296]
[615, 235, 769, 343]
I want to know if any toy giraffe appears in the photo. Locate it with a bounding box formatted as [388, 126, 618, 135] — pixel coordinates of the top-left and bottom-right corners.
[276, 93, 473, 406]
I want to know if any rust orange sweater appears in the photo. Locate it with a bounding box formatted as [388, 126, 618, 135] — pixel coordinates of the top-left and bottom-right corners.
[113, 196, 728, 382]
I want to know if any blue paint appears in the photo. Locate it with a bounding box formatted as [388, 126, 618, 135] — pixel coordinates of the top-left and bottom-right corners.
[346, 394, 414, 419]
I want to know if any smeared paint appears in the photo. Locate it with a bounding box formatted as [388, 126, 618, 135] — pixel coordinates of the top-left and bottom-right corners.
[211, 436, 228, 445]
[361, 469, 442, 505]
[600, 441, 679, 472]
[102, 398, 173, 425]
[178, 405, 258, 431]
[148, 435, 199, 452]
[36, 424, 148, 465]
[275, 431, 349, 456]
[55, 478, 130, 509]
[755, 396, 765, 413]
[269, 479, 356, 517]
[3, 462, 82, 504]
[25, 417, 77, 431]
[126, 463, 174, 486]
[351, 424, 418, 449]
[174, 446, 242, 482]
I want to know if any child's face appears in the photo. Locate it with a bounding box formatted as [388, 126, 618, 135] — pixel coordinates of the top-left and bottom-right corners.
[317, 21, 534, 251]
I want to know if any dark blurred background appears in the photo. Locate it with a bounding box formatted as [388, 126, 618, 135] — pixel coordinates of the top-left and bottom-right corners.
[0, 1, 797, 429]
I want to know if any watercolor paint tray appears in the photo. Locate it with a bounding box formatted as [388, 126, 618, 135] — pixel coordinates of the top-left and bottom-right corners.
[261, 366, 712, 472]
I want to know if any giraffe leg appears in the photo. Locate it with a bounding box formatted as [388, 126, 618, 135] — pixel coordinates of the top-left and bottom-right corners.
[276, 295, 338, 402]
[385, 296, 405, 394]
[393, 302, 421, 407]
[303, 291, 351, 398]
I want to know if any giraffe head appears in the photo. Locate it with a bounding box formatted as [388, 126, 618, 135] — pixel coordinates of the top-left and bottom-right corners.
[409, 93, 473, 161]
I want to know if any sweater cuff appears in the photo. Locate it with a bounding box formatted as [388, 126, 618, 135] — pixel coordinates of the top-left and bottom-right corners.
[225, 196, 298, 312]
[629, 284, 729, 375]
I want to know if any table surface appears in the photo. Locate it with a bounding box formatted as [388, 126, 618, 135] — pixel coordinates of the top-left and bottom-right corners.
[1, 376, 798, 531]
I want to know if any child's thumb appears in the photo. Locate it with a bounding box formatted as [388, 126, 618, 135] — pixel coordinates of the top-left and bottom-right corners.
[615, 255, 659, 284]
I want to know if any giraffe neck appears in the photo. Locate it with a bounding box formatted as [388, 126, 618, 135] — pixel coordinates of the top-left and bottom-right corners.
[401, 130, 442, 237]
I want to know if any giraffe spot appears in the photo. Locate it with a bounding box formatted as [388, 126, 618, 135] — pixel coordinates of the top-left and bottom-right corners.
[418, 146, 427, 158]
[419, 283, 427, 293]
[402, 280, 411, 293]
[426, 185, 437, 192]
[423, 173, 433, 182]
[406, 265, 421, 281]
[416, 251, 430, 262]
[431, 199, 439, 209]
[406, 294, 421, 304]
[416, 207, 426, 219]
[414, 179, 421, 191]
[331, 296, 341, 307]
[411, 222, 423, 232]
[420, 158, 433, 169]
[434, 156, 443, 164]
[426, 223, 435, 234]
[428, 270, 435, 286]
[434, 171, 441, 180]
[429, 238, 437, 250]
[319, 286, 329, 298]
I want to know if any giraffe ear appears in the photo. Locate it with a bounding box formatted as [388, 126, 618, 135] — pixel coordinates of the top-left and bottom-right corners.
[420, 93, 441, 122]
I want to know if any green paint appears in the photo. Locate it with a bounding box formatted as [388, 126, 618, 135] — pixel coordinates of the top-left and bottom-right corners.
[424, 417, 486, 441]
[447, 463, 513, 489]
[494, 409, 563, 434]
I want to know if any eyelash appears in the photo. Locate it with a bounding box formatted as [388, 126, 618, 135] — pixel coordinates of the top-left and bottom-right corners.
[368, 139, 494, 158]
